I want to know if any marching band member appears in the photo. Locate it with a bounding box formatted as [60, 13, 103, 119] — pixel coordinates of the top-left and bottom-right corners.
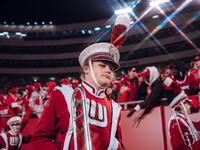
[168, 92, 200, 150]
[30, 15, 130, 150]
[0, 116, 31, 150]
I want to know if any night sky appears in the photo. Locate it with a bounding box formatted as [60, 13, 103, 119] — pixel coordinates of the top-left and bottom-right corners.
[0, 0, 114, 25]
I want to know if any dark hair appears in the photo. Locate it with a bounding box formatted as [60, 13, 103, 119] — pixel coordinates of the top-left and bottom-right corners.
[169, 60, 188, 75]
[17, 89, 23, 96]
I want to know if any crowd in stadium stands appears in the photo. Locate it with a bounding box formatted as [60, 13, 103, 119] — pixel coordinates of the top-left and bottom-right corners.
[0, 56, 200, 133]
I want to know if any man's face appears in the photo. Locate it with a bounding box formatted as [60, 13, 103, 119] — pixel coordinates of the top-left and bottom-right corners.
[106, 87, 113, 95]
[128, 70, 137, 79]
[163, 68, 171, 77]
[16, 93, 22, 99]
[11, 123, 21, 133]
[85, 61, 114, 89]
[170, 67, 179, 78]
[194, 60, 200, 68]
[183, 102, 191, 114]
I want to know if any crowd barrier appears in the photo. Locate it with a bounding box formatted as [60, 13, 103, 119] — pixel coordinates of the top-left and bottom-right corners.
[0, 104, 199, 150]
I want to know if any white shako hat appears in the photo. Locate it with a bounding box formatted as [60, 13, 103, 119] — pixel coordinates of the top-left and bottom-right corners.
[7, 116, 22, 126]
[169, 91, 189, 108]
[79, 42, 120, 71]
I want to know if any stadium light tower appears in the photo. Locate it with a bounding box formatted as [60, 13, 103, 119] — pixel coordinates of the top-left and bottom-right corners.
[114, 7, 132, 15]
[150, 0, 170, 7]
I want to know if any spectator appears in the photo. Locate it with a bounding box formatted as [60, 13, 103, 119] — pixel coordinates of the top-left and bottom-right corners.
[169, 60, 199, 109]
[0, 95, 14, 132]
[23, 85, 34, 100]
[16, 90, 35, 129]
[191, 56, 200, 84]
[30, 82, 47, 118]
[58, 78, 70, 86]
[117, 68, 138, 108]
[5, 88, 18, 110]
[127, 66, 175, 117]
[105, 82, 118, 102]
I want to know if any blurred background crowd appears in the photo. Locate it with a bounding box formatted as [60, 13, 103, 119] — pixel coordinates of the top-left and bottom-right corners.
[1, 55, 200, 132]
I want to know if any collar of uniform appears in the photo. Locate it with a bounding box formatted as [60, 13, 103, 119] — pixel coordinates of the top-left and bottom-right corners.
[8, 130, 17, 135]
[82, 80, 105, 98]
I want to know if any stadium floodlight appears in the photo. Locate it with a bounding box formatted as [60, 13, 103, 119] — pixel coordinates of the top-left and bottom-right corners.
[105, 25, 111, 28]
[150, 0, 170, 7]
[114, 7, 132, 15]
[15, 32, 22, 35]
[94, 27, 101, 31]
[152, 15, 159, 19]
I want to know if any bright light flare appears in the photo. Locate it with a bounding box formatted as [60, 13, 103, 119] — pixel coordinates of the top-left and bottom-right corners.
[150, 0, 170, 7]
[114, 7, 132, 15]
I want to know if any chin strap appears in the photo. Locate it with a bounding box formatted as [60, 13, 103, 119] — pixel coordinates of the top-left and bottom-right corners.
[89, 60, 106, 89]
[9, 127, 17, 135]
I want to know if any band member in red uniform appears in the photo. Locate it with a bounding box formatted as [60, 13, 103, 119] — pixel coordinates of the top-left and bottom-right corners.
[168, 92, 200, 150]
[23, 85, 33, 100]
[169, 61, 200, 109]
[30, 15, 130, 150]
[0, 116, 31, 150]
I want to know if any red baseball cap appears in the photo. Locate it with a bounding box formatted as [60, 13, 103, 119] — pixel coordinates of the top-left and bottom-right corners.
[59, 78, 70, 85]
[9, 87, 18, 94]
[139, 68, 150, 77]
[130, 67, 137, 72]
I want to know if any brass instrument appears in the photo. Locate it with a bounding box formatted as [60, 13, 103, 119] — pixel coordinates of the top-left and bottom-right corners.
[172, 102, 199, 150]
[72, 86, 92, 150]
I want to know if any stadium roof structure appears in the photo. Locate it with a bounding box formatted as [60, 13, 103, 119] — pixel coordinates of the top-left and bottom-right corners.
[0, 0, 115, 25]
[0, 0, 178, 25]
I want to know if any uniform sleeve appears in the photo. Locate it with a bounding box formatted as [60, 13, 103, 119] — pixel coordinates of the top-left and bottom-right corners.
[115, 112, 123, 150]
[0, 135, 6, 149]
[169, 122, 189, 150]
[22, 135, 32, 143]
[139, 82, 164, 109]
[29, 89, 70, 150]
[193, 121, 200, 131]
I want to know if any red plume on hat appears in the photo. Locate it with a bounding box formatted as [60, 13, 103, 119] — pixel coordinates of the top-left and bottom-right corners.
[111, 15, 130, 48]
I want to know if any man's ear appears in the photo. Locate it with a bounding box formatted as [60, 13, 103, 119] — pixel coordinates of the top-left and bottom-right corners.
[83, 64, 90, 74]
